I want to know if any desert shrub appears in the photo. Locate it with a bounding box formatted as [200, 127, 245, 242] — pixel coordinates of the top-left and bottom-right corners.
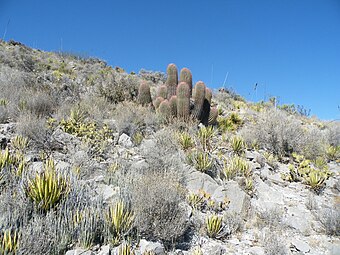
[22, 90, 56, 117]
[128, 171, 188, 245]
[0, 105, 9, 123]
[263, 232, 287, 255]
[16, 113, 54, 150]
[141, 129, 185, 174]
[240, 109, 307, 157]
[326, 122, 340, 146]
[97, 70, 140, 104]
[139, 69, 166, 84]
[114, 101, 159, 137]
[319, 206, 340, 236]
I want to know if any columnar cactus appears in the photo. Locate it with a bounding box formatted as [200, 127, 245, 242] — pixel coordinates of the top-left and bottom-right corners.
[166, 63, 178, 99]
[205, 88, 212, 104]
[192, 81, 206, 120]
[157, 84, 168, 99]
[158, 100, 171, 122]
[208, 107, 218, 125]
[176, 82, 190, 119]
[169, 95, 177, 117]
[179, 68, 192, 96]
[137, 81, 152, 106]
[153, 97, 164, 109]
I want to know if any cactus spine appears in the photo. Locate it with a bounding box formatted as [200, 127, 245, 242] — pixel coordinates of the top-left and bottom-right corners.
[169, 95, 177, 117]
[179, 68, 192, 96]
[192, 81, 206, 120]
[176, 82, 190, 119]
[166, 63, 178, 99]
[137, 81, 152, 106]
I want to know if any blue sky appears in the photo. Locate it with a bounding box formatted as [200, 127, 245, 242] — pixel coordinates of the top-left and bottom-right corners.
[1, 0, 339, 120]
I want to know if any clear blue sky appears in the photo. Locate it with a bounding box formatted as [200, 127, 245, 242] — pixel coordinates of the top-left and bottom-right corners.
[1, 0, 339, 120]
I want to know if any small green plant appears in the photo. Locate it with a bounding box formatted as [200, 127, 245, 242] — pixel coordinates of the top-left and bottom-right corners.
[197, 126, 215, 151]
[118, 243, 134, 255]
[188, 150, 213, 172]
[206, 214, 223, 238]
[326, 145, 340, 161]
[105, 201, 134, 245]
[304, 170, 327, 191]
[190, 246, 203, 255]
[11, 135, 29, 152]
[132, 132, 144, 146]
[24, 158, 70, 211]
[230, 136, 245, 155]
[223, 156, 251, 180]
[178, 132, 194, 150]
[0, 229, 19, 254]
[0, 98, 8, 106]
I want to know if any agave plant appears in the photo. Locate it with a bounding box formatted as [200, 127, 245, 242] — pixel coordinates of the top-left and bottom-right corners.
[24, 158, 70, 211]
[105, 201, 134, 245]
[0, 229, 19, 254]
[206, 214, 223, 238]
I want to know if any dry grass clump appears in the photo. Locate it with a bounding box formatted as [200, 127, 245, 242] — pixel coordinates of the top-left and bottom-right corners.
[114, 101, 159, 137]
[240, 108, 327, 159]
[128, 171, 188, 245]
[16, 113, 54, 150]
[96, 69, 141, 104]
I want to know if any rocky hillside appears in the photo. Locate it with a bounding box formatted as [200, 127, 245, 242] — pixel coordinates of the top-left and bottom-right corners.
[0, 40, 339, 255]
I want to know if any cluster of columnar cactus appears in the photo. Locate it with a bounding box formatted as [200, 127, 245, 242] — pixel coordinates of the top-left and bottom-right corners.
[137, 63, 218, 125]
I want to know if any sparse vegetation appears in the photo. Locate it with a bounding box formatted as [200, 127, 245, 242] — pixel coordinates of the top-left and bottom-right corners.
[0, 40, 338, 255]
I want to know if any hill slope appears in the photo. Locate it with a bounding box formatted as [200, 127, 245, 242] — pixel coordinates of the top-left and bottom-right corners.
[0, 40, 339, 255]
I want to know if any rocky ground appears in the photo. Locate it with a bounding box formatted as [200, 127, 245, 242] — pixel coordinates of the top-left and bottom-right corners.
[0, 40, 339, 255]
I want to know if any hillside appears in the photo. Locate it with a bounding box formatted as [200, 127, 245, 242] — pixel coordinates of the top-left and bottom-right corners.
[0, 40, 339, 255]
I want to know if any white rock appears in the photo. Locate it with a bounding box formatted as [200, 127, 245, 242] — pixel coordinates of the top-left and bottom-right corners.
[291, 239, 310, 253]
[65, 249, 94, 255]
[97, 245, 110, 255]
[118, 133, 133, 148]
[139, 239, 165, 255]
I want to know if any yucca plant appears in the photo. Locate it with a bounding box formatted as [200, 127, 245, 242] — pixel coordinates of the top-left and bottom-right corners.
[105, 201, 134, 245]
[178, 132, 194, 150]
[197, 126, 215, 151]
[304, 170, 327, 191]
[206, 214, 223, 238]
[230, 136, 245, 155]
[326, 145, 340, 161]
[24, 158, 70, 212]
[0, 229, 19, 254]
[118, 242, 134, 255]
[11, 136, 29, 153]
[223, 156, 250, 180]
[191, 246, 203, 255]
[187, 192, 205, 210]
[188, 150, 213, 172]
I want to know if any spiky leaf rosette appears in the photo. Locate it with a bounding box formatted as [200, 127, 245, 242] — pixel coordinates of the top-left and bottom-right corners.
[166, 63, 178, 99]
[153, 97, 164, 109]
[176, 82, 190, 119]
[169, 95, 177, 117]
[180, 67, 192, 96]
[192, 81, 206, 120]
[157, 84, 168, 99]
[208, 107, 218, 125]
[137, 81, 152, 106]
